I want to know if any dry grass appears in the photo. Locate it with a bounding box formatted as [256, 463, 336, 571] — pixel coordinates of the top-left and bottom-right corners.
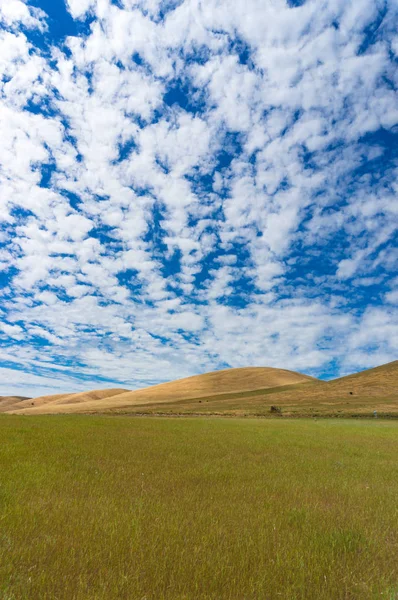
[1, 415, 398, 599]
[3, 361, 398, 417]
[4, 367, 315, 415]
[1, 388, 129, 414]
[0, 396, 30, 412]
[107, 361, 398, 418]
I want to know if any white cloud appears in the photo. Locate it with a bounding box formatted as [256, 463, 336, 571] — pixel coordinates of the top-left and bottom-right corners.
[0, 0, 396, 395]
[0, 322, 24, 339]
[0, 0, 46, 30]
[65, 0, 95, 20]
[385, 290, 398, 305]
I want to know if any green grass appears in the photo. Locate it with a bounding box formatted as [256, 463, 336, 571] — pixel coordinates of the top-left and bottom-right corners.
[1, 416, 398, 599]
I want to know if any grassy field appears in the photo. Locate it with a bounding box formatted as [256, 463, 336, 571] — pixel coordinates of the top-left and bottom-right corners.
[1, 416, 398, 599]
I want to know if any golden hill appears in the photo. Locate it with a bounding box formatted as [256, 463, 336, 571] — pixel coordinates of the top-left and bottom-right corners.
[6, 367, 315, 415]
[267, 359, 398, 402]
[0, 396, 30, 412]
[93, 360, 398, 417]
[148, 360, 397, 417]
[3, 361, 397, 417]
[280, 360, 398, 400]
[2, 389, 129, 415]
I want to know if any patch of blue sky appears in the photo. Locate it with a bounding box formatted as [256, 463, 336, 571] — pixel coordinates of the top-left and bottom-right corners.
[229, 36, 252, 66]
[25, 95, 54, 117]
[61, 191, 83, 210]
[130, 53, 157, 81]
[46, 286, 81, 303]
[36, 162, 55, 188]
[0, 267, 18, 292]
[354, 129, 398, 178]
[28, 0, 94, 40]
[313, 358, 341, 381]
[113, 138, 138, 164]
[357, 4, 389, 56]
[286, 0, 307, 7]
[222, 280, 257, 309]
[28, 0, 77, 37]
[162, 249, 182, 279]
[116, 268, 144, 294]
[9, 206, 34, 222]
[89, 224, 122, 246]
[163, 80, 204, 114]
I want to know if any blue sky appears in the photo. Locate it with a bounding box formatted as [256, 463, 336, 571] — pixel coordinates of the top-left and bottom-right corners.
[0, 0, 397, 397]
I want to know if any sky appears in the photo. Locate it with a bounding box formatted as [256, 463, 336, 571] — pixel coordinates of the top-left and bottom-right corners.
[0, 0, 397, 397]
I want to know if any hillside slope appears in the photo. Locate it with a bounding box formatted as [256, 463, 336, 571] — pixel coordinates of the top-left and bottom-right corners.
[0, 396, 31, 412]
[130, 360, 397, 417]
[4, 361, 397, 417]
[2, 389, 129, 414]
[262, 360, 398, 404]
[7, 367, 315, 415]
[104, 360, 398, 417]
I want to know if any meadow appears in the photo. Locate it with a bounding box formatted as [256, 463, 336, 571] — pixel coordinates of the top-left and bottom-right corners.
[1, 416, 398, 599]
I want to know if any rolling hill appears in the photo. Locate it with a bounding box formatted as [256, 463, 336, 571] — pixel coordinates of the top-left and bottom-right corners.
[198, 359, 398, 417]
[0, 396, 31, 412]
[2, 361, 397, 416]
[4, 367, 315, 415]
[1, 388, 129, 415]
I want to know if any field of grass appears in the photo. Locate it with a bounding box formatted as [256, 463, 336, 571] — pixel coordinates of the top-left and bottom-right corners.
[1, 416, 398, 599]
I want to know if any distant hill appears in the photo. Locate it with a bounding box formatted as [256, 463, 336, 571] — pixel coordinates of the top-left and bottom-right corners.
[202, 360, 398, 417]
[3, 361, 397, 417]
[1, 389, 129, 415]
[0, 396, 31, 412]
[5, 367, 315, 415]
[255, 359, 398, 405]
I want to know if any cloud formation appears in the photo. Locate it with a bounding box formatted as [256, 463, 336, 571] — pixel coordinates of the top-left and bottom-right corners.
[0, 0, 397, 396]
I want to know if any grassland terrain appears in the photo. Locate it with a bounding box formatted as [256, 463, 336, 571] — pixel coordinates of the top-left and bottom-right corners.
[1, 388, 129, 415]
[0, 396, 30, 412]
[99, 359, 398, 418]
[2, 367, 316, 415]
[0, 416, 397, 599]
[121, 360, 398, 419]
[4, 361, 397, 417]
